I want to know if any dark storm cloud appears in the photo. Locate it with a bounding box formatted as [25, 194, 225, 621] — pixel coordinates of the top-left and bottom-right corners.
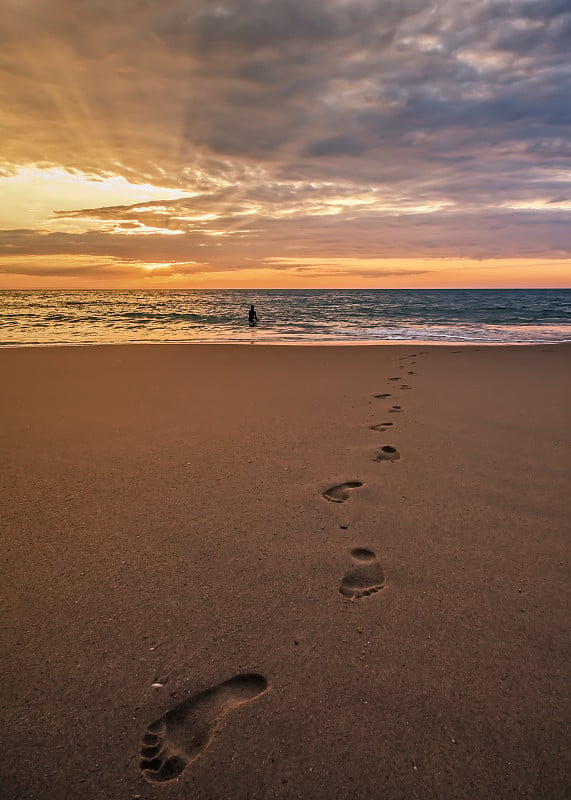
[3, 0, 569, 167]
[304, 135, 366, 158]
[165, 0, 427, 53]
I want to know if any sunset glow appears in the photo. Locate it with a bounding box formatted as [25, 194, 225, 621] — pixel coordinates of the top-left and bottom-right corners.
[1, 0, 570, 288]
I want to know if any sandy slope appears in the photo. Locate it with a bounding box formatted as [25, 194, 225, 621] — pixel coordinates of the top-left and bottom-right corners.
[1, 343, 569, 800]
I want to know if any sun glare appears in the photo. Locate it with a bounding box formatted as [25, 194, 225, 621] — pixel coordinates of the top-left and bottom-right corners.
[0, 165, 194, 229]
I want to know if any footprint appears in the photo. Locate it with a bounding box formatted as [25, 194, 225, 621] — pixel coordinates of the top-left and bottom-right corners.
[339, 548, 385, 599]
[374, 393, 392, 399]
[388, 377, 401, 381]
[140, 673, 268, 783]
[400, 384, 411, 390]
[369, 422, 393, 432]
[323, 481, 363, 503]
[388, 405, 402, 413]
[375, 445, 400, 462]
[407, 371, 415, 375]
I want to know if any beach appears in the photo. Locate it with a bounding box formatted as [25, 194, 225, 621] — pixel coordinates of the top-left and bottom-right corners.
[1, 342, 569, 799]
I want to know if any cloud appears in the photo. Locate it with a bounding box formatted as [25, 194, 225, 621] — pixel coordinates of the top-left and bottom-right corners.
[0, 0, 570, 284]
[0, 254, 141, 278]
[303, 134, 366, 158]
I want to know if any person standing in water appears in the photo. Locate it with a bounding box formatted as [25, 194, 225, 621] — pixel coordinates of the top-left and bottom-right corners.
[248, 304, 259, 326]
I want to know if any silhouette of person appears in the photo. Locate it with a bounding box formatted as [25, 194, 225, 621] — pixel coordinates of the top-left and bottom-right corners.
[248, 304, 259, 325]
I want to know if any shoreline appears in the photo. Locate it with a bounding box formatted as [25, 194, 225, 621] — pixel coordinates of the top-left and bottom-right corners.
[1, 338, 570, 349]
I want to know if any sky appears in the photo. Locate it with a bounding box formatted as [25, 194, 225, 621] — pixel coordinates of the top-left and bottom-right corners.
[1, 0, 570, 289]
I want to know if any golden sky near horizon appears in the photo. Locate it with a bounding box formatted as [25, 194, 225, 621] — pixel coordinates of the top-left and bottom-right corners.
[1, 0, 570, 288]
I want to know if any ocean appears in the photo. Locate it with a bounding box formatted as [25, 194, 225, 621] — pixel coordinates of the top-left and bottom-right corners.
[1, 289, 570, 346]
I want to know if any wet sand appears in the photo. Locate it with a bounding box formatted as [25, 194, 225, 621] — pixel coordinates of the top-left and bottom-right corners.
[1, 343, 569, 799]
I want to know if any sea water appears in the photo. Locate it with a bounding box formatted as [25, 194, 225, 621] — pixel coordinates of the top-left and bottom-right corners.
[1, 289, 570, 346]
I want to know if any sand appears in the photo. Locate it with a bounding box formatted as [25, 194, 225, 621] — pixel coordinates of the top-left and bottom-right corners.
[1, 343, 569, 799]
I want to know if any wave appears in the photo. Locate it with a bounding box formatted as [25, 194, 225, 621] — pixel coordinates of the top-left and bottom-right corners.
[2, 289, 571, 346]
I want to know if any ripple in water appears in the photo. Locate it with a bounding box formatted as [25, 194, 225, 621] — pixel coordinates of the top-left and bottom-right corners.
[1, 289, 570, 345]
